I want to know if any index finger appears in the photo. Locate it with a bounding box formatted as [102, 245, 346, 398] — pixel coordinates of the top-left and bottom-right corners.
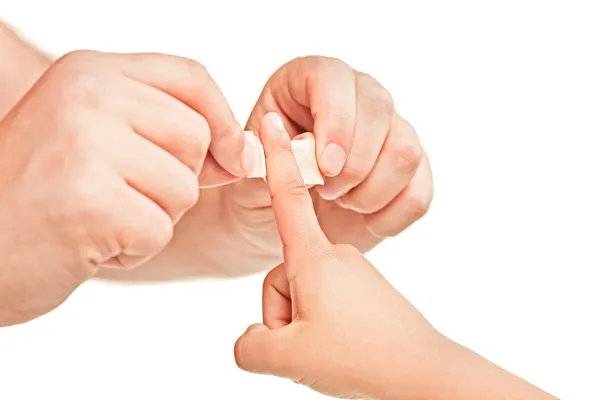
[259, 112, 332, 260]
[115, 52, 249, 178]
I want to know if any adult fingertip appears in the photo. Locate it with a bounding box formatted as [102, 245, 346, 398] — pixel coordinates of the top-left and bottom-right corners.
[262, 112, 287, 140]
[232, 126, 250, 176]
[320, 142, 346, 176]
[210, 124, 248, 178]
[241, 131, 258, 175]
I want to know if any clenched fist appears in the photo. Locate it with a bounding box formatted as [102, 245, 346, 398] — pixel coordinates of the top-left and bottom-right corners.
[0, 50, 251, 326]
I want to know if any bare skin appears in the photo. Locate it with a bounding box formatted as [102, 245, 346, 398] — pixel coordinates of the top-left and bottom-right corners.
[0, 49, 251, 326]
[100, 56, 434, 280]
[0, 22, 50, 118]
[234, 112, 557, 400]
[0, 21, 558, 400]
[0, 22, 433, 324]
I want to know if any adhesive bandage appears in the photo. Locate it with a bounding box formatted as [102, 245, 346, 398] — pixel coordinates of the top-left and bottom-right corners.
[244, 131, 324, 185]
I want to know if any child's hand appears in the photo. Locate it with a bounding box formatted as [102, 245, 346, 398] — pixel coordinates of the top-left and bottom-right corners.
[235, 112, 557, 400]
[234, 112, 445, 399]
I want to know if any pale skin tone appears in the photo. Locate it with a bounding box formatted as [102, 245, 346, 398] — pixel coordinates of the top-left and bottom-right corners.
[0, 48, 254, 325]
[100, 56, 433, 280]
[0, 22, 433, 324]
[0, 23, 50, 119]
[0, 22, 557, 399]
[234, 112, 557, 400]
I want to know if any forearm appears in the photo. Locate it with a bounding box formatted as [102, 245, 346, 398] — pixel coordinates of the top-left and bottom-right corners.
[383, 338, 557, 400]
[0, 22, 50, 118]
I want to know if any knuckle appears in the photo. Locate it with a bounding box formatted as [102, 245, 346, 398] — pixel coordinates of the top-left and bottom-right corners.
[263, 265, 281, 290]
[56, 50, 101, 69]
[302, 56, 353, 90]
[303, 241, 335, 264]
[186, 117, 211, 162]
[109, 210, 173, 258]
[275, 142, 300, 163]
[58, 70, 105, 111]
[270, 178, 310, 207]
[309, 55, 350, 72]
[340, 163, 370, 184]
[367, 87, 394, 118]
[390, 140, 423, 172]
[276, 139, 294, 154]
[180, 56, 209, 90]
[185, 57, 209, 76]
[404, 191, 432, 219]
[284, 179, 310, 198]
[175, 174, 200, 211]
[324, 109, 355, 132]
[358, 75, 395, 118]
[117, 211, 174, 256]
[66, 71, 99, 94]
[396, 118, 419, 145]
[151, 213, 175, 248]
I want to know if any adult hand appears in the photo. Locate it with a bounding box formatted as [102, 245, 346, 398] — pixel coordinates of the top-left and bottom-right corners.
[0, 50, 250, 325]
[244, 56, 433, 248]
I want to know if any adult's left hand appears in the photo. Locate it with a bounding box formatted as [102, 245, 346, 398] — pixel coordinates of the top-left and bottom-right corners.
[231, 56, 433, 253]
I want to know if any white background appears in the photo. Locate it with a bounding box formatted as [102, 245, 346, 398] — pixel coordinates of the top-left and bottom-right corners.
[1, 1, 599, 399]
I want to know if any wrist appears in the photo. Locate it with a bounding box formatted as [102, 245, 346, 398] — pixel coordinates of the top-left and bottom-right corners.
[368, 332, 556, 400]
[0, 23, 51, 118]
[425, 337, 557, 400]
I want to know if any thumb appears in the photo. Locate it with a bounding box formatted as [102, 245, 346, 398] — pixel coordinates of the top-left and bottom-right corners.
[234, 323, 298, 378]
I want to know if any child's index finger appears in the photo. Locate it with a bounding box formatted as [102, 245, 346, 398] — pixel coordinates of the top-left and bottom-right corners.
[259, 112, 331, 256]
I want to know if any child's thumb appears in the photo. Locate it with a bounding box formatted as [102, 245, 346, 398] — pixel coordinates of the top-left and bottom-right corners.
[234, 323, 297, 378]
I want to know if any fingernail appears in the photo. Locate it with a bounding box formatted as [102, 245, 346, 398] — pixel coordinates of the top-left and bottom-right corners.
[241, 134, 257, 174]
[320, 143, 346, 176]
[266, 112, 285, 132]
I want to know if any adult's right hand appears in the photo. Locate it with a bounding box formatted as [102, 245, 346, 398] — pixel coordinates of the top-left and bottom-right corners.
[0, 50, 249, 327]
